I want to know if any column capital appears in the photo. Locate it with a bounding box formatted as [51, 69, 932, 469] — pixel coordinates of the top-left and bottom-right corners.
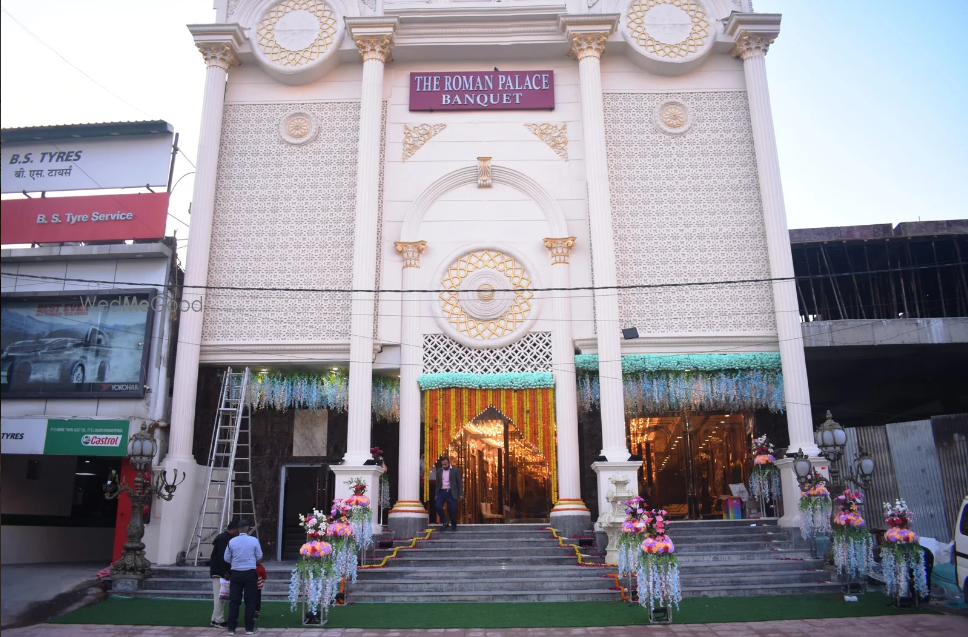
[395, 240, 426, 268]
[559, 14, 619, 61]
[724, 13, 781, 60]
[188, 24, 246, 70]
[346, 17, 398, 63]
[544, 237, 577, 265]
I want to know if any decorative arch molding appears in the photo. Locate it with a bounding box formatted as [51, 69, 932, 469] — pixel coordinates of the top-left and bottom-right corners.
[399, 165, 569, 241]
[594, 0, 737, 20]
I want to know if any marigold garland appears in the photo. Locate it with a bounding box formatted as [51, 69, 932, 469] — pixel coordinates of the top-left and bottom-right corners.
[422, 387, 557, 503]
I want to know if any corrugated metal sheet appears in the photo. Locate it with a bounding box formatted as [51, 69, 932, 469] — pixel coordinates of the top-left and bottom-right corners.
[931, 414, 968, 540]
[852, 425, 899, 525]
[886, 421, 951, 542]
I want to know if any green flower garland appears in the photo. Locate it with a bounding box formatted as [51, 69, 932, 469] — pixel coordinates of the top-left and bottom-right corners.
[417, 372, 554, 391]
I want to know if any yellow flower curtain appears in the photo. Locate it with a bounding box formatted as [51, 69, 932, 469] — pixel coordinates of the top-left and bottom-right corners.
[422, 387, 557, 503]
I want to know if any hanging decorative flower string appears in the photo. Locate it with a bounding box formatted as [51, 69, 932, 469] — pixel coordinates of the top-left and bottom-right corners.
[328, 499, 359, 585]
[831, 490, 874, 580]
[881, 500, 929, 600]
[797, 468, 832, 540]
[371, 447, 391, 513]
[635, 507, 681, 612]
[574, 353, 784, 415]
[247, 370, 400, 421]
[748, 435, 780, 503]
[617, 496, 648, 578]
[289, 513, 339, 620]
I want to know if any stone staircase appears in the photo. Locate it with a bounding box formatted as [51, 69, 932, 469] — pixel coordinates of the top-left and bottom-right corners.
[349, 524, 620, 602]
[119, 519, 838, 602]
[663, 519, 839, 598]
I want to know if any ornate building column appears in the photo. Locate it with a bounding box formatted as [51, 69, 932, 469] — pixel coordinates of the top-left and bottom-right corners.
[388, 241, 429, 538]
[559, 15, 629, 464]
[560, 16, 639, 539]
[155, 25, 244, 565]
[726, 13, 822, 526]
[544, 238, 591, 538]
[332, 18, 397, 519]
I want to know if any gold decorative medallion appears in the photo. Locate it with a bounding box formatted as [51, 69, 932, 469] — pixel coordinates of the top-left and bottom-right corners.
[525, 123, 568, 161]
[627, 0, 710, 59]
[402, 124, 446, 162]
[653, 100, 693, 135]
[256, 0, 338, 67]
[279, 111, 319, 145]
[439, 251, 534, 341]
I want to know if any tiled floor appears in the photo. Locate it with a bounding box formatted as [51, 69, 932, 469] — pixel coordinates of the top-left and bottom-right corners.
[4, 615, 967, 637]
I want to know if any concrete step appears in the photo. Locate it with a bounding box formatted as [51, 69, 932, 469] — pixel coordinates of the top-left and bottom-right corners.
[679, 582, 841, 598]
[356, 565, 614, 580]
[349, 577, 615, 593]
[389, 547, 574, 558]
[388, 555, 579, 568]
[674, 549, 814, 563]
[670, 531, 791, 542]
[346, 590, 622, 603]
[678, 571, 831, 586]
[677, 558, 824, 573]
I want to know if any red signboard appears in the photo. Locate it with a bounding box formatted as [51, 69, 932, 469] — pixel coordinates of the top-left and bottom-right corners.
[0, 192, 169, 244]
[410, 71, 555, 111]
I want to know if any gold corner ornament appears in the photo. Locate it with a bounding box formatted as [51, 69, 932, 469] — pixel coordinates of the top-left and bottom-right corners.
[477, 157, 492, 188]
[355, 34, 393, 63]
[525, 123, 568, 161]
[731, 33, 775, 60]
[543, 237, 577, 265]
[197, 43, 240, 71]
[402, 124, 446, 162]
[394, 240, 427, 268]
[569, 32, 609, 61]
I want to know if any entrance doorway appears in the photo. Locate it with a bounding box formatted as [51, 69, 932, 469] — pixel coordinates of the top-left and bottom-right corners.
[446, 406, 553, 524]
[629, 413, 749, 519]
[277, 464, 332, 560]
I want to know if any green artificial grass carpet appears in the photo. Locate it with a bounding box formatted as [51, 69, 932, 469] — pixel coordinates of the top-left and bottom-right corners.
[49, 594, 933, 628]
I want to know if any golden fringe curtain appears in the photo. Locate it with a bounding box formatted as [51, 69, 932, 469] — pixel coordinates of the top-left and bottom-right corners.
[422, 387, 557, 504]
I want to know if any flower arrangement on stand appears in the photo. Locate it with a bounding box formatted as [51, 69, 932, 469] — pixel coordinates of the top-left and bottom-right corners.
[634, 506, 680, 623]
[327, 499, 359, 585]
[831, 490, 874, 584]
[797, 468, 832, 540]
[881, 500, 928, 603]
[289, 514, 339, 624]
[748, 435, 780, 504]
[617, 496, 648, 578]
[345, 478, 375, 554]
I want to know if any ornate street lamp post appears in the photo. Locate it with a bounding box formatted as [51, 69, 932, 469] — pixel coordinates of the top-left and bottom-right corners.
[815, 411, 875, 493]
[791, 448, 813, 489]
[104, 423, 185, 584]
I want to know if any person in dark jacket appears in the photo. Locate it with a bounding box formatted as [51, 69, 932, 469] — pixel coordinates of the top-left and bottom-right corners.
[209, 519, 239, 627]
[434, 456, 464, 532]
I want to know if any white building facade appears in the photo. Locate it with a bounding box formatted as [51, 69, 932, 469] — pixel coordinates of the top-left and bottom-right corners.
[160, 0, 823, 562]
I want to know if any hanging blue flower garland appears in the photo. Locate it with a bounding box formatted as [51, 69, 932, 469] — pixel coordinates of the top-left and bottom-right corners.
[248, 371, 400, 421]
[575, 353, 784, 414]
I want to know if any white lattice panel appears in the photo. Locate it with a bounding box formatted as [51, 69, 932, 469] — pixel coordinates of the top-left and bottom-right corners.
[603, 91, 776, 334]
[203, 102, 360, 342]
[422, 332, 553, 374]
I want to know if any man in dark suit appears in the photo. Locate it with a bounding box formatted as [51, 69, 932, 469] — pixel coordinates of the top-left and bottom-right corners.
[434, 456, 463, 532]
[209, 519, 239, 627]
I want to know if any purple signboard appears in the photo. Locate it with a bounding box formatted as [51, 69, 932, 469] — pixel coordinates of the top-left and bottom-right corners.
[410, 71, 555, 111]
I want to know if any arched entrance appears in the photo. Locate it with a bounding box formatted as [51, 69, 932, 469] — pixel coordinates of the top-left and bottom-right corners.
[422, 387, 558, 524]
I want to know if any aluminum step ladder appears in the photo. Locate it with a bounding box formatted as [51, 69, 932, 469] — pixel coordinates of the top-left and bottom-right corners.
[185, 367, 258, 565]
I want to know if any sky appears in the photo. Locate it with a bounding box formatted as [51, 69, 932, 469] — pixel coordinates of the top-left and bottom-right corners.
[1, 0, 966, 242]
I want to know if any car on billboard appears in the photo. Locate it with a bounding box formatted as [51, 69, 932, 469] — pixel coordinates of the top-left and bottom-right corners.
[1, 327, 111, 387]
